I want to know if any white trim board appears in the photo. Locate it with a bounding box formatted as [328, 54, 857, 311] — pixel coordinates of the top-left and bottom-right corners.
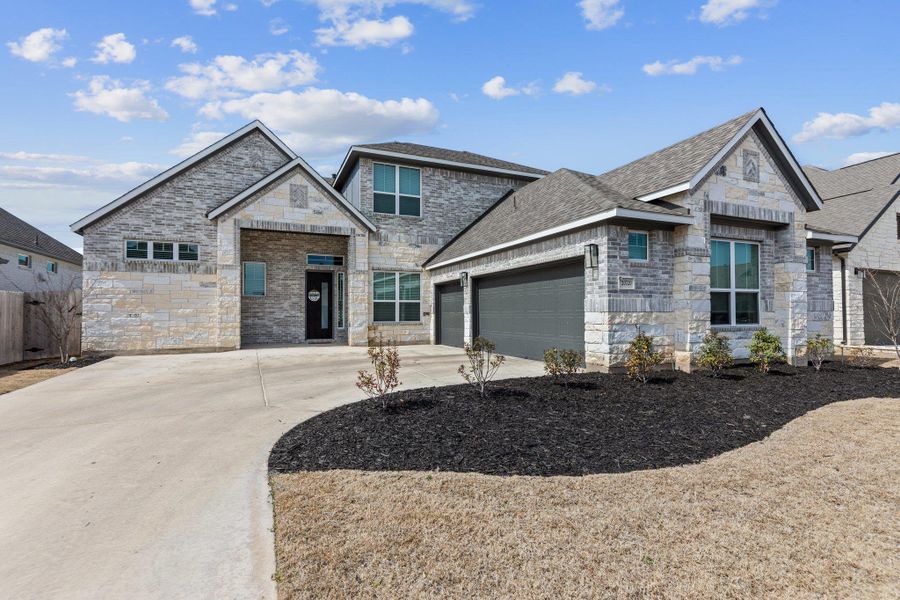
[206, 157, 376, 231]
[806, 230, 858, 244]
[71, 121, 296, 234]
[425, 208, 694, 270]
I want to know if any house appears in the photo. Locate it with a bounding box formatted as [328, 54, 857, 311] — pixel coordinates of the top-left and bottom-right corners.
[72, 108, 849, 369]
[803, 154, 900, 346]
[0, 207, 82, 293]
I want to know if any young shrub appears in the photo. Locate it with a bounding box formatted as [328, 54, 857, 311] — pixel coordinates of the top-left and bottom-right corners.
[543, 347, 585, 387]
[624, 329, 664, 384]
[696, 331, 734, 376]
[748, 328, 786, 373]
[806, 334, 832, 371]
[847, 346, 878, 369]
[458, 336, 506, 397]
[356, 334, 401, 409]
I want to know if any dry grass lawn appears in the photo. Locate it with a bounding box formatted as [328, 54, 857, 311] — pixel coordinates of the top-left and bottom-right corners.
[271, 398, 900, 600]
[0, 362, 73, 395]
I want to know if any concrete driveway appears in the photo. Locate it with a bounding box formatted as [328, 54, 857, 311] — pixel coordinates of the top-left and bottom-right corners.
[0, 345, 543, 600]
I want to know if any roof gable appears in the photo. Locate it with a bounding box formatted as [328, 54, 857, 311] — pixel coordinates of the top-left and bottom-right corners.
[0, 207, 82, 265]
[71, 121, 295, 234]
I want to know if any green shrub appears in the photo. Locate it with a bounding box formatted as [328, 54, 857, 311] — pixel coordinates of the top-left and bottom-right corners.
[356, 334, 401, 409]
[806, 335, 832, 371]
[543, 347, 584, 387]
[458, 336, 506, 396]
[624, 329, 663, 384]
[748, 328, 786, 373]
[696, 331, 734, 376]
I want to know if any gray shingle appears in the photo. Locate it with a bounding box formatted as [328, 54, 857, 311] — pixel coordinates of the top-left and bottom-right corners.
[596, 109, 759, 198]
[355, 141, 549, 176]
[806, 184, 900, 238]
[803, 153, 900, 200]
[425, 168, 688, 265]
[0, 207, 83, 265]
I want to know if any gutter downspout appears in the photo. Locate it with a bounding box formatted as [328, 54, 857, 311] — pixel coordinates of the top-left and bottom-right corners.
[839, 256, 848, 345]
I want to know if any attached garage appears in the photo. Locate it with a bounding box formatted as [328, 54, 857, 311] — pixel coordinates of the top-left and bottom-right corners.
[435, 282, 465, 347]
[474, 261, 584, 361]
[863, 270, 900, 346]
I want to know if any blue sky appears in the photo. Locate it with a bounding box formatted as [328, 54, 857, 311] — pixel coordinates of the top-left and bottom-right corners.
[1, 0, 898, 251]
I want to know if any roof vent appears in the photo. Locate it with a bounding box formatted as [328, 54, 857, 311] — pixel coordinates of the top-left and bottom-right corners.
[716, 165, 727, 177]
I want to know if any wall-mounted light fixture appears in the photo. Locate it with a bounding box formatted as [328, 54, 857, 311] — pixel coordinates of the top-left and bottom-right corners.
[584, 244, 599, 269]
[459, 271, 469, 288]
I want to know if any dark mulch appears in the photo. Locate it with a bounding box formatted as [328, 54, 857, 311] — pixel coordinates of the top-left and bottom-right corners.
[31, 354, 111, 370]
[269, 365, 900, 477]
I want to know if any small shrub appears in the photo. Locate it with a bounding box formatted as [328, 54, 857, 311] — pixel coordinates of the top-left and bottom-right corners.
[356, 334, 401, 409]
[696, 331, 734, 376]
[624, 329, 664, 384]
[458, 336, 506, 396]
[748, 328, 786, 373]
[543, 347, 584, 387]
[847, 346, 878, 369]
[806, 335, 832, 371]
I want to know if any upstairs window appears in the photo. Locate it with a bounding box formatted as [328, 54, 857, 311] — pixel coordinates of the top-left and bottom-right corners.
[153, 242, 174, 260]
[373, 163, 421, 217]
[806, 247, 816, 272]
[47, 261, 58, 274]
[125, 240, 198, 261]
[17, 254, 31, 268]
[628, 231, 649, 261]
[710, 239, 760, 326]
[126, 240, 148, 259]
[178, 243, 199, 261]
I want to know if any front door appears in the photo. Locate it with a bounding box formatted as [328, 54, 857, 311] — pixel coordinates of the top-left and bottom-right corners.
[306, 272, 333, 340]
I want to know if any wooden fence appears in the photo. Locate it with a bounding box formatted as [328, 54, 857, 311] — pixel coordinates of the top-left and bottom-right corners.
[0, 290, 81, 366]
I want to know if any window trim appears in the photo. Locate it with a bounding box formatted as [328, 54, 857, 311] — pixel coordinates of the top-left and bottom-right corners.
[710, 239, 761, 327]
[337, 271, 345, 329]
[306, 254, 345, 267]
[241, 261, 267, 297]
[627, 230, 650, 262]
[47, 261, 58, 274]
[373, 162, 422, 217]
[373, 270, 422, 323]
[17, 254, 31, 268]
[124, 239, 200, 262]
[806, 247, 816, 272]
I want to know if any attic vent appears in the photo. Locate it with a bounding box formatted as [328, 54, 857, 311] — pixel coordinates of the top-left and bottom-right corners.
[716, 165, 727, 177]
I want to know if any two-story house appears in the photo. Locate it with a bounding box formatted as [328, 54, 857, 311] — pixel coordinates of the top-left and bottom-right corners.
[1, 207, 82, 293]
[72, 108, 852, 369]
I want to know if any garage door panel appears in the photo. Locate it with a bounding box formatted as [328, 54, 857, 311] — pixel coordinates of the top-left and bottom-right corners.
[863, 271, 900, 346]
[475, 262, 584, 360]
[436, 282, 464, 347]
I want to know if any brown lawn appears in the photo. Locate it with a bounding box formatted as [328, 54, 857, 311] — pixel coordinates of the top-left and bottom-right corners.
[271, 397, 900, 600]
[0, 361, 73, 395]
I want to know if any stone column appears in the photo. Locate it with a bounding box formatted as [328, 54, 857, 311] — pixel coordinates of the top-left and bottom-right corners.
[462, 274, 473, 345]
[347, 229, 370, 346]
[671, 205, 708, 372]
[774, 221, 808, 365]
[216, 217, 241, 349]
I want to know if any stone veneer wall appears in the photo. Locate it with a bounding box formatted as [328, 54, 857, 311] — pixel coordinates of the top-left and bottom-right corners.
[240, 229, 348, 345]
[81, 131, 290, 352]
[806, 244, 835, 340]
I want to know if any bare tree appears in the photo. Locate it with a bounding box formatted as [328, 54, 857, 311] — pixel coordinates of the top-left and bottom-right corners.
[29, 271, 89, 363]
[864, 269, 900, 367]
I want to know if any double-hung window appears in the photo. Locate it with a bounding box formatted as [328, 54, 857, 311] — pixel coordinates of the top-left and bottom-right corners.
[373, 163, 421, 216]
[806, 247, 816, 272]
[373, 271, 421, 322]
[628, 231, 649, 261]
[710, 240, 760, 326]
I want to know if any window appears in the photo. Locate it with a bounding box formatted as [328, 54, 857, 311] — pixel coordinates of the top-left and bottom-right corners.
[17, 254, 31, 268]
[710, 239, 760, 326]
[307, 254, 344, 266]
[373, 163, 421, 216]
[628, 231, 649, 261]
[153, 242, 174, 260]
[47, 261, 58, 274]
[806, 247, 816, 272]
[178, 243, 199, 261]
[337, 272, 345, 329]
[125, 240, 148, 259]
[242, 262, 266, 296]
[373, 271, 421, 322]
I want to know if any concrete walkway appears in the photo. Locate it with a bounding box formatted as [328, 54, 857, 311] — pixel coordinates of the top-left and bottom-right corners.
[0, 345, 543, 600]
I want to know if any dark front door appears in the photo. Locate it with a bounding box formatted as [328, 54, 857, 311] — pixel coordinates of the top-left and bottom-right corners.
[306, 272, 333, 340]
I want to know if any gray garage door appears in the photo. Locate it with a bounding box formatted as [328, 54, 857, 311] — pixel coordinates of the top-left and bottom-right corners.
[436, 282, 464, 347]
[475, 261, 584, 361]
[863, 270, 900, 346]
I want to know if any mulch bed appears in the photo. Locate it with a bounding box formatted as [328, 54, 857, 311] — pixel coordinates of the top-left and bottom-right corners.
[269, 365, 900, 477]
[30, 354, 111, 370]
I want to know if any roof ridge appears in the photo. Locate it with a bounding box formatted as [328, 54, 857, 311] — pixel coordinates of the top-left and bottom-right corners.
[834, 151, 900, 172]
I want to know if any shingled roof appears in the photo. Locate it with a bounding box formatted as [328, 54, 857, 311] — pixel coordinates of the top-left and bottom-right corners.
[0, 207, 83, 265]
[803, 152, 900, 199]
[355, 142, 549, 176]
[424, 169, 690, 267]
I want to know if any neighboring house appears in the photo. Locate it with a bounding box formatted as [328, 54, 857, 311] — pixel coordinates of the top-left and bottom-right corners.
[0, 207, 82, 293]
[804, 154, 900, 346]
[73, 108, 848, 369]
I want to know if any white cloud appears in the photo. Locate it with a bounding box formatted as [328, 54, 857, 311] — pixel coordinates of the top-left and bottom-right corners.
[316, 15, 413, 47]
[269, 18, 290, 35]
[72, 76, 169, 122]
[794, 103, 900, 143]
[7, 28, 68, 62]
[642, 55, 743, 76]
[224, 2, 239, 10]
[169, 130, 228, 157]
[0, 151, 91, 163]
[579, 0, 624, 30]
[92, 33, 137, 64]
[0, 161, 163, 188]
[190, 0, 219, 15]
[165, 50, 321, 100]
[842, 151, 895, 167]
[553, 71, 605, 95]
[171, 35, 199, 53]
[61, 56, 77, 68]
[481, 76, 521, 100]
[699, 0, 775, 26]
[200, 87, 439, 154]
